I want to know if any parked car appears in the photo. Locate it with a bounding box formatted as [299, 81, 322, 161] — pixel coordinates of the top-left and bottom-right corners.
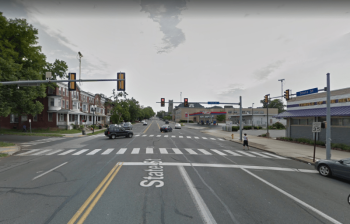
[123, 123, 133, 130]
[175, 123, 181, 129]
[105, 125, 133, 139]
[143, 121, 148, 125]
[160, 125, 172, 132]
[165, 120, 169, 124]
[314, 158, 350, 181]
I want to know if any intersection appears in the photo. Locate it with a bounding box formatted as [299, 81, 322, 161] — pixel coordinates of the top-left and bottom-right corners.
[0, 118, 348, 224]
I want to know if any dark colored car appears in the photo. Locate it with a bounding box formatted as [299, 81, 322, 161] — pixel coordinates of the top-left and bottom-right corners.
[165, 120, 169, 124]
[105, 125, 133, 139]
[160, 125, 172, 132]
[314, 158, 350, 181]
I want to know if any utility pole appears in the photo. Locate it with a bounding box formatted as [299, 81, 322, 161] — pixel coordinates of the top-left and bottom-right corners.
[252, 103, 254, 129]
[78, 52, 83, 85]
[180, 92, 182, 102]
[326, 73, 331, 159]
[278, 79, 285, 101]
[239, 96, 243, 141]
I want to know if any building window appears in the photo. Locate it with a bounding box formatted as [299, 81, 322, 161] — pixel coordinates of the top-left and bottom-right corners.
[62, 100, 65, 108]
[299, 119, 307, 125]
[21, 115, 28, 122]
[50, 98, 54, 106]
[83, 105, 86, 111]
[48, 87, 54, 94]
[10, 114, 19, 123]
[59, 88, 61, 95]
[48, 113, 53, 122]
[33, 114, 38, 122]
[331, 118, 342, 126]
[89, 116, 92, 121]
[66, 89, 68, 96]
[291, 118, 299, 125]
[58, 99, 61, 107]
[66, 100, 69, 109]
[60, 114, 64, 121]
[307, 118, 314, 125]
[77, 92, 79, 99]
[343, 118, 350, 126]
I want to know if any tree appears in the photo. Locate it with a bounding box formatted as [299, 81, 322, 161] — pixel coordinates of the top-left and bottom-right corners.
[216, 114, 226, 122]
[0, 13, 68, 119]
[261, 99, 285, 113]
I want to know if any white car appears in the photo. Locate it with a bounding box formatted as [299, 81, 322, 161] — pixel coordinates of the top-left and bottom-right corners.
[143, 121, 148, 126]
[175, 123, 181, 129]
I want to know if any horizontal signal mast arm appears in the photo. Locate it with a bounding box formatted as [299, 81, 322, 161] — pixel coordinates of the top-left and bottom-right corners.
[0, 79, 124, 85]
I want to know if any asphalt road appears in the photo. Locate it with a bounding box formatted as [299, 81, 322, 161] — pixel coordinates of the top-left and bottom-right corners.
[0, 118, 349, 224]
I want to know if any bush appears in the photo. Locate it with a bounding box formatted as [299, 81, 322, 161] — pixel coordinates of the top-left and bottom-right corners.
[253, 126, 262, 129]
[272, 122, 285, 129]
[232, 126, 239, 131]
[261, 134, 267, 137]
[79, 125, 84, 130]
[179, 120, 194, 123]
[243, 126, 252, 130]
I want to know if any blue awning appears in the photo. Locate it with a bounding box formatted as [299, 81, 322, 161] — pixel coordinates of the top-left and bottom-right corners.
[274, 106, 350, 118]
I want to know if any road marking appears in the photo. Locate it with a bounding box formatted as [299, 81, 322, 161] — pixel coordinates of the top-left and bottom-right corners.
[146, 148, 153, 154]
[164, 135, 168, 137]
[159, 148, 168, 154]
[142, 135, 147, 137]
[149, 135, 154, 137]
[16, 149, 40, 156]
[184, 148, 197, 154]
[249, 151, 271, 158]
[194, 137, 199, 139]
[237, 150, 256, 157]
[46, 149, 63, 155]
[135, 135, 140, 137]
[179, 136, 183, 138]
[143, 121, 153, 133]
[157, 135, 161, 137]
[172, 148, 183, 154]
[31, 149, 52, 155]
[117, 148, 127, 154]
[172, 135, 176, 138]
[223, 150, 242, 156]
[59, 149, 76, 155]
[32, 162, 68, 180]
[218, 138, 225, 141]
[262, 152, 288, 159]
[187, 136, 191, 138]
[102, 148, 114, 155]
[68, 163, 123, 224]
[73, 149, 89, 155]
[198, 149, 212, 155]
[87, 149, 102, 155]
[131, 148, 140, 154]
[210, 149, 226, 156]
[210, 138, 216, 140]
[241, 168, 342, 224]
[202, 137, 207, 139]
[178, 166, 217, 224]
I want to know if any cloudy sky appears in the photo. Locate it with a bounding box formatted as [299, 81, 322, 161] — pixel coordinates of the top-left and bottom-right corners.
[1, 0, 350, 112]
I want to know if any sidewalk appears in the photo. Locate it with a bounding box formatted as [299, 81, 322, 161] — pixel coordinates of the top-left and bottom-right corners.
[202, 128, 350, 164]
[0, 145, 21, 155]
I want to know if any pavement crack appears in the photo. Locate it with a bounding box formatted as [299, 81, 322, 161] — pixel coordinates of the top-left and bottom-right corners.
[175, 208, 193, 219]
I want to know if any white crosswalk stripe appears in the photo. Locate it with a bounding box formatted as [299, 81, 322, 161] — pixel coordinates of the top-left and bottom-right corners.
[117, 148, 127, 154]
[149, 135, 154, 137]
[159, 148, 168, 154]
[210, 149, 226, 156]
[59, 149, 76, 155]
[194, 137, 199, 139]
[164, 135, 168, 137]
[197, 149, 211, 155]
[224, 150, 242, 156]
[135, 135, 140, 137]
[46, 149, 63, 155]
[202, 137, 207, 139]
[15, 148, 288, 159]
[172, 136, 176, 138]
[172, 148, 183, 154]
[187, 136, 191, 138]
[142, 135, 147, 137]
[73, 149, 89, 155]
[184, 148, 197, 154]
[210, 138, 216, 140]
[102, 148, 114, 155]
[131, 148, 140, 154]
[179, 136, 183, 138]
[157, 135, 161, 137]
[218, 138, 225, 141]
[237, 150, 256, 157]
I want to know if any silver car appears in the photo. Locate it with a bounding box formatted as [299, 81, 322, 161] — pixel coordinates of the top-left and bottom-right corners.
[314, 158, 350, 181]
[175, 123, 181, 129]
[123, 123, 133, 130]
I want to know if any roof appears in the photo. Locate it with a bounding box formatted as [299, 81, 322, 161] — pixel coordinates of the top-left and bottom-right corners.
[190, 112, 226, 116]
[274, 106, 350, 118]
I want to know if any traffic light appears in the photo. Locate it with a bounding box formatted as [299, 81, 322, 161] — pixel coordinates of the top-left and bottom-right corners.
[284, 89, 290, 100]
[264, 95, 269, 103]
[184, 98, 189, 107]
[68, 73, 76, 91]
[161, 98, 165, 107]
[117, 72, 125, 91]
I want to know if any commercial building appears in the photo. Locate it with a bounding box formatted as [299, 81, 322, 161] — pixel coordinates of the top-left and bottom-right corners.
[275, 87, 350, 145]
[1, 84, 112, 130]
[173, 103, 284, 126]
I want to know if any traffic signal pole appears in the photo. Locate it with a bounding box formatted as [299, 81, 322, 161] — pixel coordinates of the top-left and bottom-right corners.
[239, 96, 243, 141]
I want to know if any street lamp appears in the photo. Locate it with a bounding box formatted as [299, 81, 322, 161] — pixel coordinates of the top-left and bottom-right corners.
[78, 52, 83, 84]
[91, 105, 97, 133]
[252, 103, 254, 129]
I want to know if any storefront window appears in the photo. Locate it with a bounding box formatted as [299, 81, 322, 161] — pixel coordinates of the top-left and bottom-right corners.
[343, 118, 350, 126]
[291, 119, 299, 125]
[331, 118, 342, 126]
[299, 119, 307, 125]
[307, 118, 314, 125]
[318, 117, 326, 122]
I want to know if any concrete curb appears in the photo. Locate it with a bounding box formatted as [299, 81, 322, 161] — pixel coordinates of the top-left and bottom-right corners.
[0, 144, 22, 155]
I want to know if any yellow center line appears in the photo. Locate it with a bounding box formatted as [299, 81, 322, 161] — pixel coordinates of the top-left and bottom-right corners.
[68, 162, 123, 224]
[143, 121, 154, 134]
[156, 122, 160, 129]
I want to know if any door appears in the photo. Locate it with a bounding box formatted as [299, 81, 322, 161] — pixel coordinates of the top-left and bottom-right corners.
[332, 160, 350, 179]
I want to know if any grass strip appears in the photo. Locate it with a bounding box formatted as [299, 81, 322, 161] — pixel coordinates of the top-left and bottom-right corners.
[87, 130, 105, 136]
[0, 153, 8, 158]
[0, 142, 15, 147]
[0, 131, 63, 137]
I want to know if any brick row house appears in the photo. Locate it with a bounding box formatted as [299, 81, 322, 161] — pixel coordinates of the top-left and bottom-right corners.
[1, 84, 112, 130]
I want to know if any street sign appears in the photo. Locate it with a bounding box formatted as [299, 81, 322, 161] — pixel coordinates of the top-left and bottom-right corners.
[208, 102, 219, 104]
[296, 88, 318, 96]
[312, 122, 321, 133]
[185, 113, 188, 118]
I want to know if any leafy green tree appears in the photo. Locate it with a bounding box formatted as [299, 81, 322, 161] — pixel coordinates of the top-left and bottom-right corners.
[261, 99, 285, 113]
[216, 114, 226, 122]
[0, 13, 68, 119]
